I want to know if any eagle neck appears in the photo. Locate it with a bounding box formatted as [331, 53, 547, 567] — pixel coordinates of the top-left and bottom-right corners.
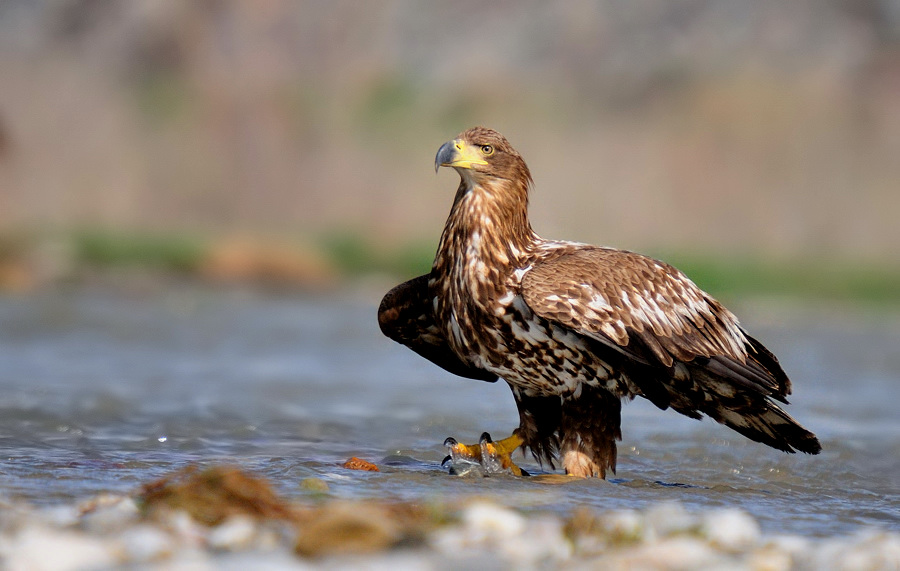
[432, 175, 536, 362]
[435, 177, 536, 282]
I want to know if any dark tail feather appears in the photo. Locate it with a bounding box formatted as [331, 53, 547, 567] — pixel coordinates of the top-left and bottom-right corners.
[665, 364, 821, 455]
[712, 399, 822, 454]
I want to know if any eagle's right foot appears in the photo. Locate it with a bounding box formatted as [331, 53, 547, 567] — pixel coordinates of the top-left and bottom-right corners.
[442, 432, 528, 477]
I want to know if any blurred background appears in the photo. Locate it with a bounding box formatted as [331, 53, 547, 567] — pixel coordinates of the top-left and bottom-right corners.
[0, 0, 899, 298]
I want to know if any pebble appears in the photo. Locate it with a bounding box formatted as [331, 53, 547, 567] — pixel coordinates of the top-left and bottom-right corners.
[299, 477, 330, 493]
[501, 515, 571, 563]
[118, 524, 175, 562]
[802, 530, 900, 570]
[293, 501, 404, 557]
[431, 501, 526, 555]
[607, 536, 722, 569]
[208, 516, 258, 551]
[162, 509, 210, 548]
[1, 493, 899, 569]
[700, 508, 761, 552]
[80, 495, 141, 533]
[603, 508, 644, 542]
[2, 525, 119, 571]
[461, 501, 526, 540]
[644, 501, 698, 539]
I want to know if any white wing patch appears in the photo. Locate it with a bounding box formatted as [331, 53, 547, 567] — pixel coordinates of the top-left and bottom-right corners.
[587, 292, 611, 312]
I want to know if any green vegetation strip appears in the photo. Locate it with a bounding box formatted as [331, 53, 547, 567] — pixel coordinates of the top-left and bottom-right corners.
[9, 230, 897, 303]
[652, 253, 900, 304]
[319, 233, 900, 304]
[74, 231, 207, 272]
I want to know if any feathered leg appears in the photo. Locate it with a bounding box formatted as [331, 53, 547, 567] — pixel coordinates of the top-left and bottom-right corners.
[511, 387, 561, 469]
[559, 385, 622, 478]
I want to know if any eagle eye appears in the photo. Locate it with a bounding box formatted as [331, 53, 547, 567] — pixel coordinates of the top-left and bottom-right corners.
[480, 144, 494, 155]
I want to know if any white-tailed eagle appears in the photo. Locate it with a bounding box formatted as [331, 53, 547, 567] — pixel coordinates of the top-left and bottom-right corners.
[378, 126, 820, 478]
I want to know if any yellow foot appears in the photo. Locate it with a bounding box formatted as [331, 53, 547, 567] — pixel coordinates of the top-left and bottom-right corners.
[441, 432, 528, 477]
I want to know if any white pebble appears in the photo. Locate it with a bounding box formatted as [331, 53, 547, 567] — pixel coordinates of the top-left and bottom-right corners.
[163, 510, 209, 547]
[805, 530, 900, 571]
[701, 508, 761, 552]
[747, 545, 794, 571]
[208, 516, 258, 551]
[2, 525, 119, 571]
[119, 524, 174, 562]
[430, 502, 527, 556]
[81, 496, 141, 533]
[500, 516, 572, 563]
[604, 509, 645, 541]
[763, 534, 810, 556]
[37, 505, 81, 528]
[461, 502, 526, 540]
[609, 536, 722, 569]
[644, 502, 697, 540]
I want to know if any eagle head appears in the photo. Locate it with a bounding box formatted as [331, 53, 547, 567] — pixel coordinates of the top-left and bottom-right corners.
[435, 126, 532, 186]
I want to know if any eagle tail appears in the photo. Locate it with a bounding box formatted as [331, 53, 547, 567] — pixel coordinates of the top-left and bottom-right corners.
[715, 402, 822, 455]
[666, 364, 821, 455]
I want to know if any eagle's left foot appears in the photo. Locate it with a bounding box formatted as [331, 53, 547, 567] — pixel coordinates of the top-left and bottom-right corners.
[442, 432, 528, 477]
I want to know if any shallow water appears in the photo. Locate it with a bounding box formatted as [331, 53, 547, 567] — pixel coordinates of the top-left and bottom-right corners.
[0, 286, 897, 537]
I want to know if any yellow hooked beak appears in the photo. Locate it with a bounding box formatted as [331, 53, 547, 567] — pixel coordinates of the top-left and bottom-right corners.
[434, 139, 489, 173]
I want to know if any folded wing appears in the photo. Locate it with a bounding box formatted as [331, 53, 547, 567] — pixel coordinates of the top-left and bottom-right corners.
[378, 274, 498, 383]
[521, 247, 820, 454]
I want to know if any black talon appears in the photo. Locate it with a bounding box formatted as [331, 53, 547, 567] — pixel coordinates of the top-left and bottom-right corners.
[479, 432, 492, 444]
[443, 437, 458, 447]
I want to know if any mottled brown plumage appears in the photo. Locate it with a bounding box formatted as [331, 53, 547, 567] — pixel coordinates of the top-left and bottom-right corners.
[378, 126, 821, 478]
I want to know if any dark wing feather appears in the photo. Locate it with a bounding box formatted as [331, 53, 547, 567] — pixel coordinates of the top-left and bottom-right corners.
[378, 274, 497, 383]
[521, 248, 787, 398]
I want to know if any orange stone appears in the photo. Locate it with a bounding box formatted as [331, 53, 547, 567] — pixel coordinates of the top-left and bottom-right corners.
[342, 457, 379, 472]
